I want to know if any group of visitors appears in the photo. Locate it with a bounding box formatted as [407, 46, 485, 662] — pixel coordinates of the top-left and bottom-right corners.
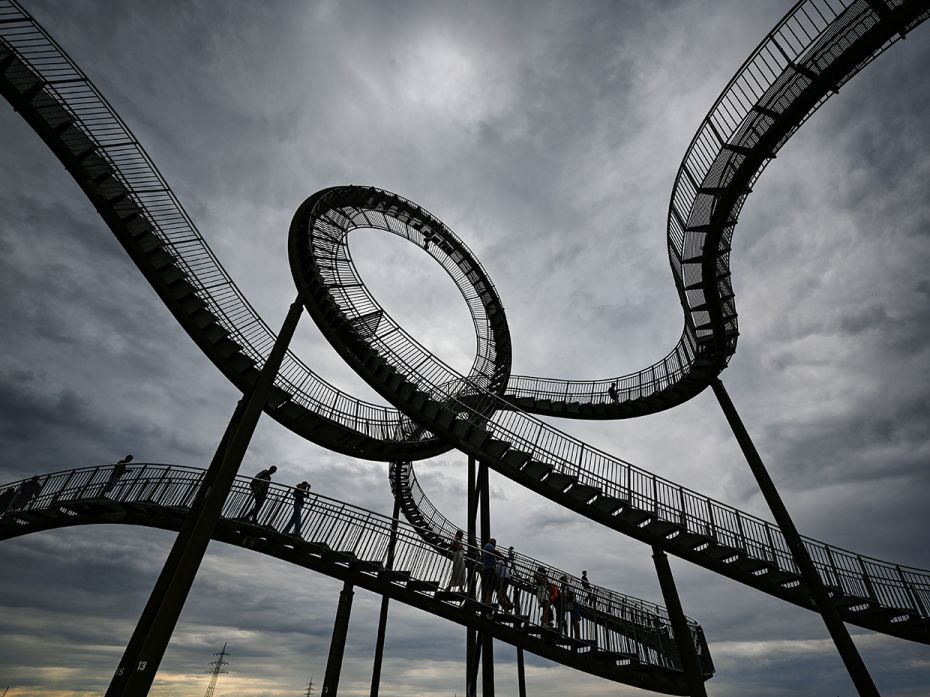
[445, 530, 595, 638]
[533, 567, 584, 637]
[242, 465, 312, 538]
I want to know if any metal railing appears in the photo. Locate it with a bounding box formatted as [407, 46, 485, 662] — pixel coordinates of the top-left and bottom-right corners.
[505, 0, 926, 409]
[0, 1, 411, 445]
[388, 460, 713, 647]
[0, 464, 702, 673]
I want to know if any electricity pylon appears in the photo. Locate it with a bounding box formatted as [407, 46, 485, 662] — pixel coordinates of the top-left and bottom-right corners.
[203, 643, 229, 697]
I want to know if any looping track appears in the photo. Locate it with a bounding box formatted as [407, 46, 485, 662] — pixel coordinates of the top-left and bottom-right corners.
[1, 0, 929, 691]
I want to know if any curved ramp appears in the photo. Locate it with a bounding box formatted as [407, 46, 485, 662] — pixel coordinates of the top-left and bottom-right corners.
[0, 465, 712, 695]
[1, 0, 928, 665]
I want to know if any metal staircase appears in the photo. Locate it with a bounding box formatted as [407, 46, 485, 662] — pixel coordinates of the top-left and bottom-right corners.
[289, 183, 930, 644]
[1, 0, 928, 680]
[0, 464, 711, 695]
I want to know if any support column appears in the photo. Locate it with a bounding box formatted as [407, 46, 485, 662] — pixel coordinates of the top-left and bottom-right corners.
[651, 545, 707, 697]
[711, 377, 879, 697]
[322, 578, 355, 696]
[465, 456, 477, 697]
[514, 587, 526, 697]
[107, 297, 304, 697]
[370, 497, 400, 697]
[478, 460, 494, 697]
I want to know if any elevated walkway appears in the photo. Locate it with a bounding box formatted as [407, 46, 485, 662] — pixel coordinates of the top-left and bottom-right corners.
[0, 464, 711, 695]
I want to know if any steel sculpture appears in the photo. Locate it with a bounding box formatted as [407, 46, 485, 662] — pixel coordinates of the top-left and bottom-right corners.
[1, 0, 929, 695]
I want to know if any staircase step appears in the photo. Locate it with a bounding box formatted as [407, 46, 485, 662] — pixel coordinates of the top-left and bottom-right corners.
[379, 568, 411, 583]
[450, 418, 472, 439]
[616, 507, 654, 526]
[545, 472, 576, 492]
[762, 569, 803, 586]
[466, 427, 491, 449]
[703, 543, 743, 563]
[522, 460, 553, 481]
[385, 372, 405, 391]
[408, 390, 429, 410]
[502, 449, 531, 470]
[484, 439, 510, 460]
[644, 519, 683, 538]
[350, 558, 383, 574]
[569, 484, 600, 504]
[323, 549, 358, 565]
[434, 590, 468, 603]
[671, 531, 713, 549]
[407, 579, 440, 594]
[733, 556, 775, 574]
[592, 495, 626, 516]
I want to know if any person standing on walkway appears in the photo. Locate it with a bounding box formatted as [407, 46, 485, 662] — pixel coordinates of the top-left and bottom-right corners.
[12, 475, 43, 511]
[480, 537, 499, 604]
[282, 480, 311, 537]
[447, 529, 467, 591]
[534, 566, 551, 626]
[245, 465, 277, 523]
[496, 546, 515, 612]
[581, 569, 594, 606]
[607, 382, 620, 403]
[103, 454, 133, 496]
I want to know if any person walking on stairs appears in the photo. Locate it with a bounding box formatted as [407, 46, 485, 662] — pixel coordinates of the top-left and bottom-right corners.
[245, 465, 277, 523]
[282, 480, 311, 537]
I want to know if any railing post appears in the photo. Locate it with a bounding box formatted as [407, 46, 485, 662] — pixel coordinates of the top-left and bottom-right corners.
[106, 297, 304, 697]
[711, 377, 879, 697]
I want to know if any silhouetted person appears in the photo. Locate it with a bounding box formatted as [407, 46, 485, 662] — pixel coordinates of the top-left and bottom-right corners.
[581, 569, 593, 605]
[13, 475, 43, 511]
[534, 566, 551, 626]
[480, 537, 499, 604]
[446, 529, 466, 591]
[497, 546, 516, 612]
[607, 382, 620, 403]
[282, 480, 311, 537]
[245, 465, 277, 523]
[103, 454, 133, 496]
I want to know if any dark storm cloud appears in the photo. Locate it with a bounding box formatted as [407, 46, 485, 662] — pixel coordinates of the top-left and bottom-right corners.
[1, 1, 929, 696]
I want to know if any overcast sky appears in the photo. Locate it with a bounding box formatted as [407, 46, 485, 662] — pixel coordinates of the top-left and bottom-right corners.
[1, 1, 929, 696]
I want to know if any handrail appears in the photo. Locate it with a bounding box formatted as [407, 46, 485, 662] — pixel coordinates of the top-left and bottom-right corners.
[0, 463, 707, 676]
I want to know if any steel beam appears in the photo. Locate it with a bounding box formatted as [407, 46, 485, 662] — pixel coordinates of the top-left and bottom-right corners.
[322, 578, 355, 696]
[711, 377, 879, 697]
[369, 497, 400, 697]
[106, 297, 304, 697]
[651, 545, 707, 697]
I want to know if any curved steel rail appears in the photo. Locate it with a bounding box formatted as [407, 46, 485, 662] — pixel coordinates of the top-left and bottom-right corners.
[505, 0, 930, 417]
[0, 0, 927, 663]
[0, 465, 712, 694]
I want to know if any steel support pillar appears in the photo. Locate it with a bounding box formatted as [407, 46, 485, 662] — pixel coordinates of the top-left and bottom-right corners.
[106, 297, 304, 697]
[466, 455, 477, 697]
[478, 460, 494, 697]
[514, 587, 526, 697]
[651, 545, 707, 697]
[711, 377, 879, 697]
[322, 578, 355, 697]
[369, 497, 400, 697]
